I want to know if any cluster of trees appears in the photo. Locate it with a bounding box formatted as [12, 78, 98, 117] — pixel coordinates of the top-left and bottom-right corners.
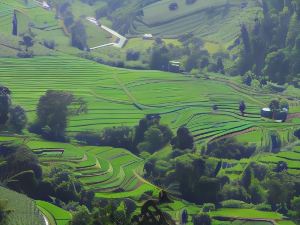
[29, 90, 87, 141]
[206, 138, 256, 160]
[0, 143, 42, 198]
[233, 0, 300, 85]
[50, 0, 88, 50]
[149, 35, 225, 74]
[76, 115, 173, 155]
[0, 86, 27, 133]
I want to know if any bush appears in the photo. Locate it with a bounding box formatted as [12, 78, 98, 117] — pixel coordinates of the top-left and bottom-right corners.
[207, 138, 256, 160]
[17, 50, 34, 58]
[193, 213, 211, 225]
[202, 203, 215, 212]
[221, 200, 253, 209]
[75, 132, 100, 145]
[169, 2, 178, 10]
[126, 50, 140, 61]
[43, 39, 56, 49]
[255, 203, 272, 211]
[186, 0, 197, 4]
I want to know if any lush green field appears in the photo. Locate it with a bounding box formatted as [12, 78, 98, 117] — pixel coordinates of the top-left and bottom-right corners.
[0, 186, 45, 225]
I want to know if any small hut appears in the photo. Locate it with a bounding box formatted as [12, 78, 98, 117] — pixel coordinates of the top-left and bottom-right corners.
[261, 108, 272, 119]
[143, 34, 153, 40]
[168, 61, 181, 73]
[261, 107, 288, 122]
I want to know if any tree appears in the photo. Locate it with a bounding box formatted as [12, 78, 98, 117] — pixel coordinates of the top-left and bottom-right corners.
[71, 206, 92, 225]
[181, 209, 188, 225]
[12, 11, 18, 36]
[266, 175, 294, 210]
[0, 86, 11, 127]
[0, 200, 12, 225]
[274, 161, 288, 173]
[291, 196, 300, 218]
[8, 105, 27, 133]
[140, 127, 164, 153]
[216, 57, 225, 74]
[172, 127, 194, 150]
[263, 51, 289, 84]
[31, 90, 87, 141]
[150, 46, 170, 71]
[71, 21, 88, 50]
[269, 99, 280, 119]
[19, 31, 34, 52]
[239, 101, 246, 116]
[192, 214, 211, 225]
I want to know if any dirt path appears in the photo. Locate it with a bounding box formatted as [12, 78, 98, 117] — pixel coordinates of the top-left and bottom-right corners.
[287, 113, 300, 122]
[86, 17, 127, 49]
[210, 127, 257, 142]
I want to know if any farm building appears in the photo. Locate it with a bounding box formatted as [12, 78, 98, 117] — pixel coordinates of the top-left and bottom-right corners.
[42, 1, 51, 10]
[143, 34, 153, 40]
[168, 61, 181, 73]
[261, 108, 272, 119]
[261, 108, 288, 122]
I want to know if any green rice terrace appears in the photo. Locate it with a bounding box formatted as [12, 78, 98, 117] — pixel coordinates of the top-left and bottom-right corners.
[0, 55, 300, 224]
[131, 0, 260, 43]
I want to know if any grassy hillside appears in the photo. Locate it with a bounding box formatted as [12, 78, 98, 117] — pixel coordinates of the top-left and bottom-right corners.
[0, 0, 111, 56]
[130, 0, 261, 43]
[0, 186, 45, 225]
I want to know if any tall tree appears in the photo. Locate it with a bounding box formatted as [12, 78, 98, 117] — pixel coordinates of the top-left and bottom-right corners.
[239, 101, 246, 116]
[12, 11, 18, 36]
[8, 105, 27, 133]
[33, 90, 87, 140]
[0, 86, 11, 127]
[71, 21, 88, 50]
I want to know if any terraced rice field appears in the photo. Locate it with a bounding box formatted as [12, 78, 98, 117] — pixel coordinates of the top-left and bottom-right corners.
[131, 0, 261, 43]
[1, 55, 300, 147]
[22, 138, 160, 199]
[259, 145, 300, 175]
[36, 200, 72, 225]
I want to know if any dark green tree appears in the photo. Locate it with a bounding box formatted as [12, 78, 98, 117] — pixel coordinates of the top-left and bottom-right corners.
[71, 21, 88, 50]
[192, 213, 211, 225]
[0, 86, 11, 127]
[172, 127, 194, 150]
[8, 105, 27, 133]
[32, 90, 87, 141]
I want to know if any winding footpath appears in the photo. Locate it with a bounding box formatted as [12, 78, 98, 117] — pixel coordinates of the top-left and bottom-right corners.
[86, 17, 127, 49]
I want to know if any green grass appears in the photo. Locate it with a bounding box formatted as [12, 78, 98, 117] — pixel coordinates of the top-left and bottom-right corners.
[209, 208, 283, 220]
[36, 200, 72, 225]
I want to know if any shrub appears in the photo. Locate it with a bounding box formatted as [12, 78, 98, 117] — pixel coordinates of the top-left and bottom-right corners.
[43, 39, 56, 49]
[17, 50, 34, 58]
[193, 213, 211, 225]
[75, 132, 100, 145]
[126, 50, 140, 61]
[255, 203, 272, 211]
[186, 0, 197, 4]
[202, 203, 215, 212]
[169, 3, 178, 10]
[221, 200, 253, 209]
